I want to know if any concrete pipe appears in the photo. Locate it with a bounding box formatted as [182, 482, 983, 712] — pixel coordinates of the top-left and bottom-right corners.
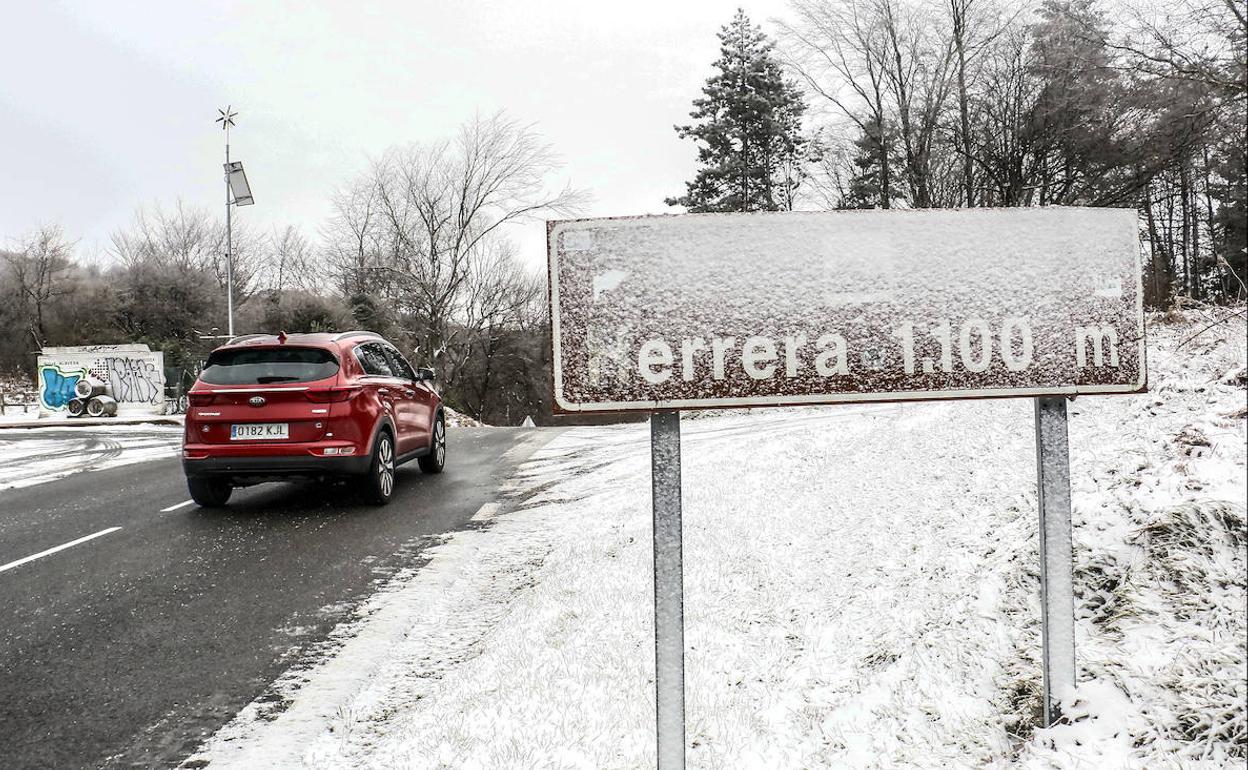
[67, 398, 87, 417]
[86, 395, 118, 417]
[74, 377, 107, 399]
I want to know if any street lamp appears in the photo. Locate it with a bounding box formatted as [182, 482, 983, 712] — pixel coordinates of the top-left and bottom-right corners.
[215, 106, 255, 337]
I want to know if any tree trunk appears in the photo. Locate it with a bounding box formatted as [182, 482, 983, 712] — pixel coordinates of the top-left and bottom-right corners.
[953, 2, 974, 207]
[1143, 186, 1170, 306]
[33, 300, 48, 349]
[1179, 162, 1192, 299]
[1200, 145, 1219, 296]
[878, 114, 893, 209]
[1190, 174, 1201, 301]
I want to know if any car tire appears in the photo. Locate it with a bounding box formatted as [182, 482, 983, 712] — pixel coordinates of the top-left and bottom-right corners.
[187, 477, 232, 508]
[361, 429, 397, 504]
[418, 412, 446, 474]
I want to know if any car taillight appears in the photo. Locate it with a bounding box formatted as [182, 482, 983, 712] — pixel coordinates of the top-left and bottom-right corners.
[306, 387, 361, 403]
[188, 393, 215, 406]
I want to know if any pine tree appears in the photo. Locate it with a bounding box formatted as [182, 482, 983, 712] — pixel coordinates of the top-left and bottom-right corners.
[1027, 0, 1125, 204]
[666, 9, 807, 213]
[839, 118, 905, 209]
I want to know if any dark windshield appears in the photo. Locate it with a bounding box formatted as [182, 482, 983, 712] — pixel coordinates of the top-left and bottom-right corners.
[200, 347, 339, 385]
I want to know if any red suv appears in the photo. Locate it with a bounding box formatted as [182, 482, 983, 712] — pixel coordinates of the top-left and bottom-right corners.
[182, 331, 446, 507]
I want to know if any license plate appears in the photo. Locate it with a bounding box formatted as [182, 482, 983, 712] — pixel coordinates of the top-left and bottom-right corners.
[230, 423, 289, 441]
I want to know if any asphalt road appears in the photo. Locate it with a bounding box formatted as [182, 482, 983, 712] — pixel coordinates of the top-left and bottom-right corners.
[0, 426, 555, 769]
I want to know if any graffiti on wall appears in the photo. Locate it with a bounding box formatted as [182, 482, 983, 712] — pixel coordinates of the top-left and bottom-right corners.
[102, 357, 162, 403]
[38, 365, 87, 410]
[36, 345, 166, 414]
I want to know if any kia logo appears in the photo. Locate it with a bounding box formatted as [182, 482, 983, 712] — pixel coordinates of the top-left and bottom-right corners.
[249, 396, 266, 407]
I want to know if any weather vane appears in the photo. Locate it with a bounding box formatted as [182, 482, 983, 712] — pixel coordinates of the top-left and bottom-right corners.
[215, 106, 237, 130]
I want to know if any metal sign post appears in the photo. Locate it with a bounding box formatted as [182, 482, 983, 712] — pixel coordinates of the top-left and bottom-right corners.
[1035, 396, 1076, 725]
[650, 411, 686, 769]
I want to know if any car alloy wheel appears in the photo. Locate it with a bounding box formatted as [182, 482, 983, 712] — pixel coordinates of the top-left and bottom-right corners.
[419, 414, 447, 474]
[377, 434, 394, 498]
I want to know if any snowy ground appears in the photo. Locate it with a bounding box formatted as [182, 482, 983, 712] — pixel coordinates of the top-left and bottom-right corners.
[0, 423, 183, 490]
[443, 406, 488, 428]
[0, 405, 41, 424]
[0, 410, 182, 428]
[190, 309, 1246, 769]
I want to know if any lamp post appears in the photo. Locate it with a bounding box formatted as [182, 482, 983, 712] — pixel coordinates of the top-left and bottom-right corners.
[215, 106, 254, 337]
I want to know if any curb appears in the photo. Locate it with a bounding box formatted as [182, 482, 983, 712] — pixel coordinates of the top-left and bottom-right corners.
[0, 417, 184, 430]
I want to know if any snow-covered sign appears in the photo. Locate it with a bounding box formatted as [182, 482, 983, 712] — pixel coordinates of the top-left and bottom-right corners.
[547, 207, 1146, 413]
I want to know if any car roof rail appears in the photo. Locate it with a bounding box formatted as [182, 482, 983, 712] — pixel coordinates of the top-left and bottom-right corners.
[333, 330, 382, 342]
[226, 333, 271, 345]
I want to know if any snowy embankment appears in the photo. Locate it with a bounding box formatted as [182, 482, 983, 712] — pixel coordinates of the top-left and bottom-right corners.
[191, 310, 1246, 769]
[0, 423, 183, 490]
[442, 406, 487, 428]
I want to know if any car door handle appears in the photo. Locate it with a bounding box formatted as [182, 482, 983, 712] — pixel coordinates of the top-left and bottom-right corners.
[378, 388, 391, 396]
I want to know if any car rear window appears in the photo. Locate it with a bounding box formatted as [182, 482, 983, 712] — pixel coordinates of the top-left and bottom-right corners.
[199, 347, 339, 385]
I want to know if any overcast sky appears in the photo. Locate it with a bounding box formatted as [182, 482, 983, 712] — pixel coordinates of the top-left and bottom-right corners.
[3, 1, 793, 270]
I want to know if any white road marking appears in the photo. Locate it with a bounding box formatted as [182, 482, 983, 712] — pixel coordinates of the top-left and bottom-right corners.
[0, 527, 122, 574]
[470, 503, 501, 522]
[160, 500, 196, 513]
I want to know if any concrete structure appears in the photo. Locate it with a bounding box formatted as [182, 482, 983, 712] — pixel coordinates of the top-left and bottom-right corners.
[37, 344, 166, 416]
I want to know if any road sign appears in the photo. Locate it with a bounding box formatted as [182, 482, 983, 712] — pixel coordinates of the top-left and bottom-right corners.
[546, 207, 1147, 769]
[548, 207, 1144, 413]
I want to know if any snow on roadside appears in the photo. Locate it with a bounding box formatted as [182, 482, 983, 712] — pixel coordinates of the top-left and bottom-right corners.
[0, 424, 183, 490]
[0, 411, 183, 428]
[189, 310, 1245, 769]
[0, 409, 42, 426]
[443, 407, 487, 428]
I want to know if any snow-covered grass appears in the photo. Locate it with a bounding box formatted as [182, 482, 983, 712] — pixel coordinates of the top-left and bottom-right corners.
[0, 423, 183, 489]
[0, 408, 42, 426]
[190, 309, 1246, 769]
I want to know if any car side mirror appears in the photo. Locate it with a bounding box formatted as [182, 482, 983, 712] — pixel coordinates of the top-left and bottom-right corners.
[416, 367, 435, 382]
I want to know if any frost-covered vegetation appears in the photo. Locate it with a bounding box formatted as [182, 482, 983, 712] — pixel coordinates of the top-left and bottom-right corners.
[1007, 308, 1246, 766]
[672, 1, 1246, 307]
[192, 308, 1245, 769]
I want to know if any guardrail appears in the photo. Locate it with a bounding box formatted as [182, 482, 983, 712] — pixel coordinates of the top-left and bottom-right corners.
[0, 392, 38, 415]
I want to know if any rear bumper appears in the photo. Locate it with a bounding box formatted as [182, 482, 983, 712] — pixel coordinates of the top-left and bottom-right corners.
[183, 454, 370, 479]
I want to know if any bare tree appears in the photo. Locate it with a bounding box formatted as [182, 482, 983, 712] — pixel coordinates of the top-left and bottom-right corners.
[266, 225, 319, 294]
[328, 111, 584, 384]
[1101, 0, 1246, 94]
[947, 0, 1022, 204]
[2, 225, 75, 349]
[782, 0, 1241, 305]
[452, 241, 545, 417]
[781, 0, 962, 208]
[110, 200, 262, 302]
[878, 0, 958, 207]
[972, 22, 1048, 205]
[323, 176, 388, 297]
[781, 0, 899, 206]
